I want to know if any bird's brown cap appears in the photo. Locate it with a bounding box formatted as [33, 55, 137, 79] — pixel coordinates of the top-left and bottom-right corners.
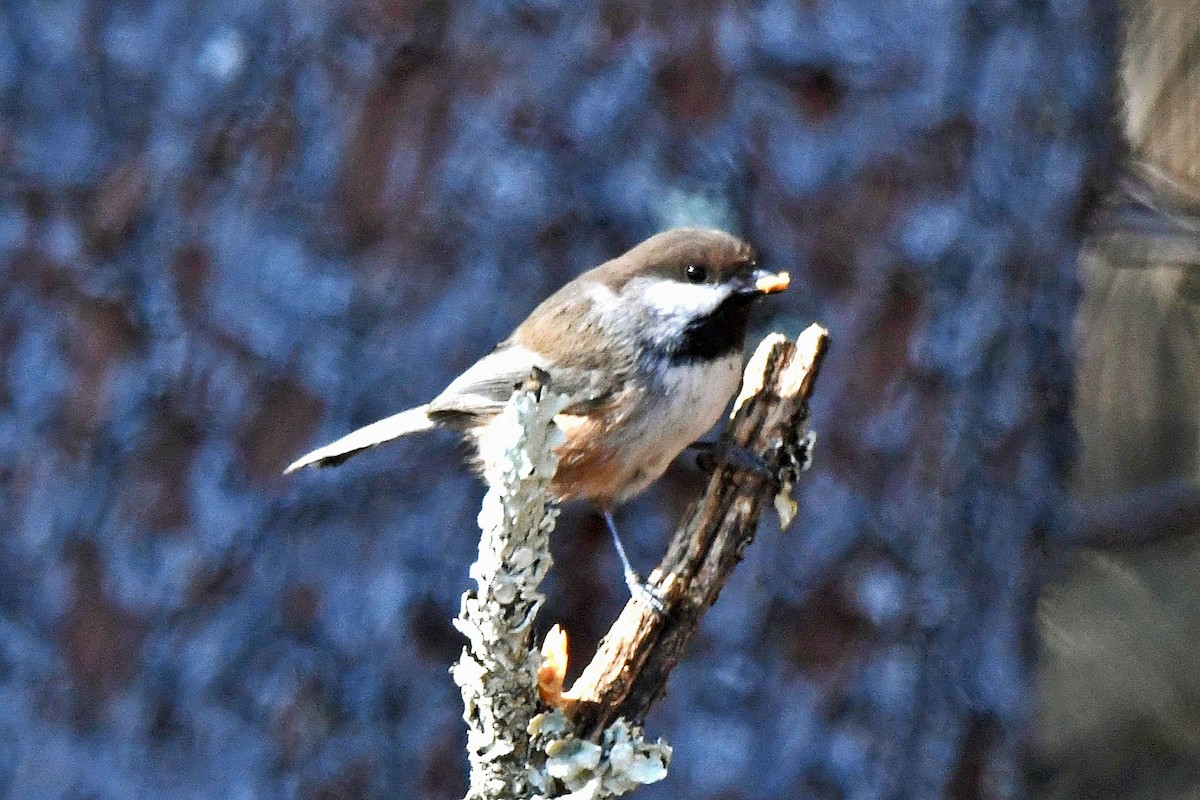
[597, 227, 758, 287]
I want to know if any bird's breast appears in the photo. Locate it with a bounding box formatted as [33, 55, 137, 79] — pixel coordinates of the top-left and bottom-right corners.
[551, 352, 742, 506]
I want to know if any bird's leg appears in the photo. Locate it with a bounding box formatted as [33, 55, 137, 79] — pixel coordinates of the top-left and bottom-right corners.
[691, 432, 815, 495]
[689, 440, 779, 486]
[602, 510, 665, 614]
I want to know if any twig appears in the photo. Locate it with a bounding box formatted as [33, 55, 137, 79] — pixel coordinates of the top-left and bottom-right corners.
[564, 324, 831, 738]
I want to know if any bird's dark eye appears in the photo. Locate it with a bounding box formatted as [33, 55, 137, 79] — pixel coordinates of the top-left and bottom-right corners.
[685, 264, 708, 283]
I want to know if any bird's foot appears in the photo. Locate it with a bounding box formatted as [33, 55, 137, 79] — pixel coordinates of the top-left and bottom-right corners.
[603, 511, 666, 616]
[623, 570, 666, 615]
[691, 433, 815, 490]
[691, 440, 779, 486]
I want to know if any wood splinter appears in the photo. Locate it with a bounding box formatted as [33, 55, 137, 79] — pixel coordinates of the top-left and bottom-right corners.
[561, 324, 831, 738]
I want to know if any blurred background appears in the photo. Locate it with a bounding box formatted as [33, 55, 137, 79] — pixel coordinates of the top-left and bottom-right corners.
[2, 0, 1195, 798]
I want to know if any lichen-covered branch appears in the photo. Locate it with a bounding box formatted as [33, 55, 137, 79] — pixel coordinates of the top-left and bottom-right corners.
[451, 374, 568, 799]
[564, 325, 830, 738]
[451, 373, 671, 800]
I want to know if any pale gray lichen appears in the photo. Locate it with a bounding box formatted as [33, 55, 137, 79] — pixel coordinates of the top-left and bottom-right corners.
[775, 429, 817, 530]
[451, 382, 673, 800]
[452, 383, 569, 800]
[527, 711, 671, 800]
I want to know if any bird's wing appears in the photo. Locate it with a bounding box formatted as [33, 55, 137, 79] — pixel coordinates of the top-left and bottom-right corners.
[426, 341, 619, 424]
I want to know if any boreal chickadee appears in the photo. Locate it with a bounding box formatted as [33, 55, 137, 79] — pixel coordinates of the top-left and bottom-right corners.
[286, 228, 789, 604]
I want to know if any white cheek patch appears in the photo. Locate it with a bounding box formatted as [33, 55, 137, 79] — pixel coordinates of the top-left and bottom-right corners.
[626, 277, 730, 327]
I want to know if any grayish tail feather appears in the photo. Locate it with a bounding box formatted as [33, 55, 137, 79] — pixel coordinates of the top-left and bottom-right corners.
[283, 404, 436, 474]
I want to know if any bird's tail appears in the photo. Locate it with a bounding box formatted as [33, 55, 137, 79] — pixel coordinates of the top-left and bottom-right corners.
[283, 404, 436, 474]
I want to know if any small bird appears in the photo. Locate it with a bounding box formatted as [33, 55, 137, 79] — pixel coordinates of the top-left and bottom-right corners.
[286, 228, 789, 604]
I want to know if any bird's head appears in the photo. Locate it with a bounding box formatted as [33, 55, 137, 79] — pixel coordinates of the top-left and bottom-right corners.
[595, 228, 790, 362]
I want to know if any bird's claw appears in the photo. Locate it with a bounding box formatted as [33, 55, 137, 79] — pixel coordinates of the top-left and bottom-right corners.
[691, 440, 781, 487]
[624, 570, 666, 616]
[691, 431, 815, 493]
[604, 510, 666, 616]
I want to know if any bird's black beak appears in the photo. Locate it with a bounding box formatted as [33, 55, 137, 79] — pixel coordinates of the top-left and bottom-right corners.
[739, 268, 790, 296]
